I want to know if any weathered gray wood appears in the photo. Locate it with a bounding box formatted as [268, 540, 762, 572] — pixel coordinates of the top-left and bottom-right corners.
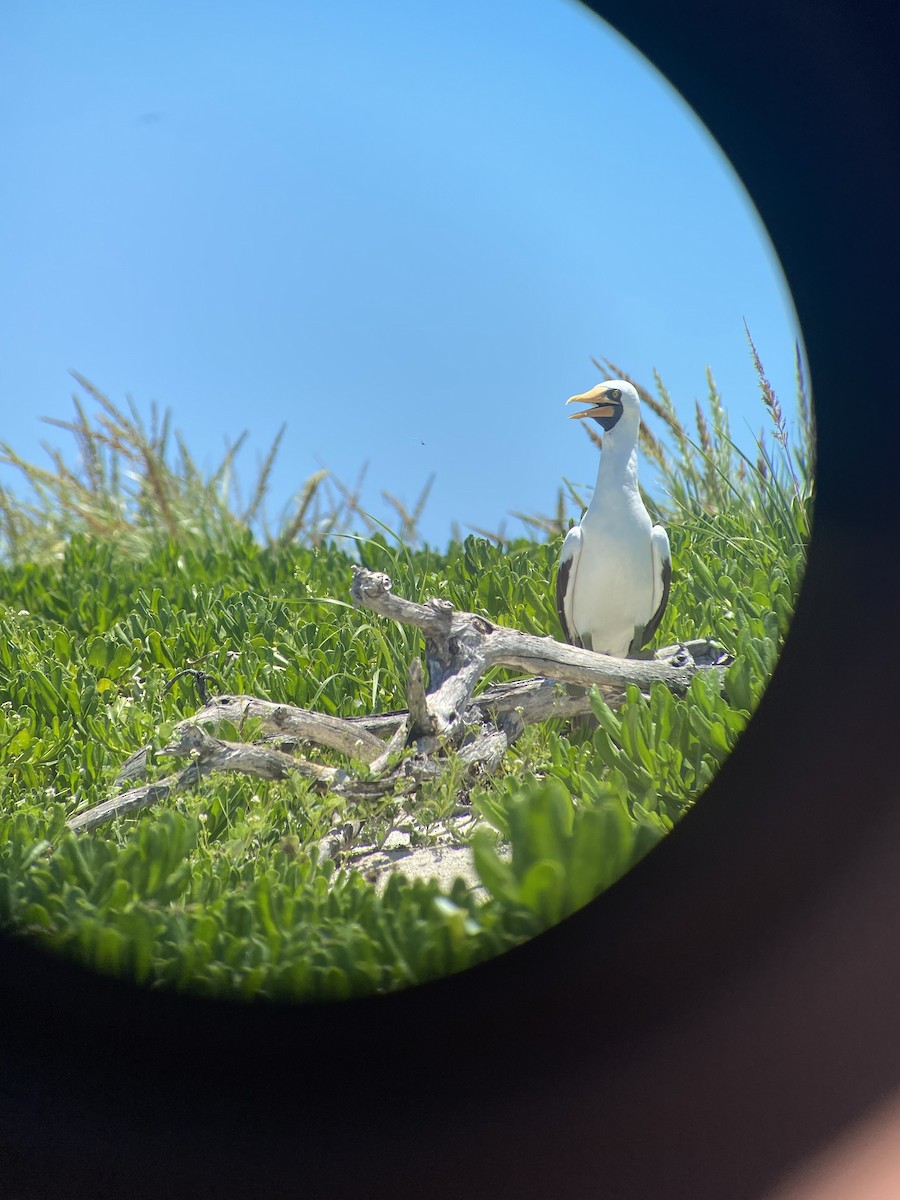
[115, 693, 386, 787]
[350, 565, 714, 699]
[183, 695, 386, 761]
[477, 676, 599, 724]
[72, 726, 344, 833]
[68, 772, 196, 833]
[405, 658, 436, 741]
[70, 567, 727, 835]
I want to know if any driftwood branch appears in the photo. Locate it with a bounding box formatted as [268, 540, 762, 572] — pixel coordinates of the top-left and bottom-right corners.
[69, 727, 345, 835]
[114, 695, 387, 787]
[67, 567, 728, 834]
[350, 564, 711, 700]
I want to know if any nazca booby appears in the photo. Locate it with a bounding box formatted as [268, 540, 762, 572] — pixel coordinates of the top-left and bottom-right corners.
[556, 380, 671, 657]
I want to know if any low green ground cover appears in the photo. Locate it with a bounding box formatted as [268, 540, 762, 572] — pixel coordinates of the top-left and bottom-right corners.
[0, 351, 812, 1000]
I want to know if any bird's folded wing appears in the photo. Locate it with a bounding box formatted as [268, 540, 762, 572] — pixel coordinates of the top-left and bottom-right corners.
[640, 524, 672, 648]
[556, 524, 583, 646]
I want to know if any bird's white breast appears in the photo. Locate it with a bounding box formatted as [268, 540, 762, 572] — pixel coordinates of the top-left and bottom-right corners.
[571, 492, 655, 656]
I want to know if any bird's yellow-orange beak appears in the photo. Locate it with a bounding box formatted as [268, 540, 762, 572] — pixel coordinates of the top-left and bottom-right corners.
[566, 388, 619, 421]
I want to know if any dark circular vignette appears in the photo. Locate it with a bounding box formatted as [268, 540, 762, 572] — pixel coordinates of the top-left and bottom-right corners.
[1, 2, 898, 1198]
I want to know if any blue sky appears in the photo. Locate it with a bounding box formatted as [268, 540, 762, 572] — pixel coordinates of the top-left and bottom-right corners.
[1, 0, 804, 547]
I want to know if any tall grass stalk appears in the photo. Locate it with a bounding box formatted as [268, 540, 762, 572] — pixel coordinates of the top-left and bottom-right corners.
[0, 344, 812, 566]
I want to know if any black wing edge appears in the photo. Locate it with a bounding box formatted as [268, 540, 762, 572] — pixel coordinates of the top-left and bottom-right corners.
[638, 553, 672, 650]
[556, 553, 575, 646]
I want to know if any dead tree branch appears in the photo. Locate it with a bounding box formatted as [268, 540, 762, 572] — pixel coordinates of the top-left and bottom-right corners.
[67, 567, 727, 834]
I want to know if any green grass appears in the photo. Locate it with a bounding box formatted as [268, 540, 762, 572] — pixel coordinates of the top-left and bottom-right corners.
[0, 340, 812, 1000]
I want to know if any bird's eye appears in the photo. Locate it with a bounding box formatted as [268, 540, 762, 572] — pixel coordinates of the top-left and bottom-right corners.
[608, 388, 622, 402]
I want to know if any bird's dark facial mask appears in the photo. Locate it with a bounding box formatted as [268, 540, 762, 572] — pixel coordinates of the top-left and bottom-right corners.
[568, 397, 624, 432]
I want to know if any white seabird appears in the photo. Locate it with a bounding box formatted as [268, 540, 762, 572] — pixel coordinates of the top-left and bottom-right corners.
[556, 379, 671, 657]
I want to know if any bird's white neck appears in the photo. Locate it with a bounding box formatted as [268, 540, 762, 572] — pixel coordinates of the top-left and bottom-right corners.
[592, 419, 641, 501]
